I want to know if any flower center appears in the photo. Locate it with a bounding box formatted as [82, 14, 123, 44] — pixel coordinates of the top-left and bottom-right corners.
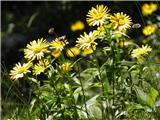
[18, 68, 26, 74]
[34, 47, 42, 53]
[86, 37, 93, 43]
[118, 19, 125, 25]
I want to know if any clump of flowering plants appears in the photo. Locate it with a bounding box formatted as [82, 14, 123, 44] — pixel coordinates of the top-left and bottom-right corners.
[8, 4, 160, 120]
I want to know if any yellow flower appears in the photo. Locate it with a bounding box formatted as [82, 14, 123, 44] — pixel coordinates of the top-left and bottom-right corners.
[61, 62, 72, 73]
[86, 5, 110, 26]
[131, 44, 152, 61]
[110, 12, 132, 31]
[66, 47, 80, 57]
[50, 36, 69, 51]
[76, 31, 98, 50]
[142, 3, 158, 16]
[71, 21, 85, 32]
[51, 49, 61, 58]
[142, 24, 158, 36]
[10, 62, 32, 80]
[24, 38, 49, 60]
[83, 45, 96, 55]
[33, 59, 50, 75]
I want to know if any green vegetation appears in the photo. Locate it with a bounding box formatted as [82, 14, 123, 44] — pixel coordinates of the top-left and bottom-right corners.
[2, 2, 160, 120]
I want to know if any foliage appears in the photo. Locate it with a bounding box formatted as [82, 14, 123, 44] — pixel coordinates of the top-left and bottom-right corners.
[3, 2, 160, 120]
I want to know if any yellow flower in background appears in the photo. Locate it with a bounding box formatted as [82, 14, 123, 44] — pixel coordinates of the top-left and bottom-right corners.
[33, 59, 50, 75]
[10, 62, 32, 80]
[76, 31, 98, 50]
[71, 21, 85, 32]
[110, 12, 132, 31]
[131, 44, 152, 61]
[87, 5, 110, 26]
[66, 47, 80, 57]
[24, 38, 49, 60]
[50, 36, 69, 51]
[83, 45, 96, 55]
[51, 49, 61, 58]
[142, 3, 158, 16]
[61, 62, 72, 73]
[143, 24, 158, 36]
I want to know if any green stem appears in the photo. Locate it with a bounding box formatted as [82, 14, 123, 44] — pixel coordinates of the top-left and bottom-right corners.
[112, 74, 115, 120]
[64, 74, 79, 118]
[111, 41, 116, 120]
[77, 62, 90, 119]
[91, 48, 106, 120]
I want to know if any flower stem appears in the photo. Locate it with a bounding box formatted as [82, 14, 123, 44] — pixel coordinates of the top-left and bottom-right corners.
[91, 48, 106, 120]
[77, 62, 90, 119]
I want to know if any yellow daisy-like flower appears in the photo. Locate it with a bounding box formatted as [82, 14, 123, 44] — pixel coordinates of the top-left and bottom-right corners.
[33, 59, 50, 75]
[83, 45, 96, 55]
[50, 36, 69, 51]
[71, 21, 85, 32]
[51, 49, 61, 58]
[142, 24, 158, 36]
[76, 31, 98, 50]
[66, 47, 80, 57]
[61, 62, 72, 73]
[110, 12, 132, 31]
[24, 38, 49, 61]
[86, 5, 110, 26]
[131, 44, 152, 61]
[142, 3, 158, 16]
[10, 62, 32, 80]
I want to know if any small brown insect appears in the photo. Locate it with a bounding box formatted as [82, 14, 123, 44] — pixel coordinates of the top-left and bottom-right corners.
[48, 27, 55, 35]
[132, 23, 141, 29]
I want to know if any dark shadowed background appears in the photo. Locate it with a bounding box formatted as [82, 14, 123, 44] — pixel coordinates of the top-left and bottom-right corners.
[2, 1, 152, 69]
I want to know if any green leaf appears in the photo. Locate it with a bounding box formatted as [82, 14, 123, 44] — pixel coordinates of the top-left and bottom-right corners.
[29, 98, 36, 113]
[134, 86, 148, 104]
[147, 87, 159, 107]
[134, 86, 159, 108]
[127, 102, 145, 110]
[155, 97, 160, 107]
[87, 104, 102, 119]
[77, 95, 101, 119]
[86, 95, 99, 106]
[86, 95, 101, 119]
[121, 60, 136, 67]
[72, 77, 80, 85]
[104, 80, 109, 97]
[73, 87, 82, 103]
